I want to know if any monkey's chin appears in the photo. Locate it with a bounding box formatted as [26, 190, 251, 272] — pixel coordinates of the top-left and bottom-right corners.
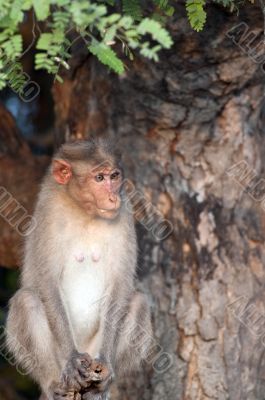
[97, 208, 120, 220]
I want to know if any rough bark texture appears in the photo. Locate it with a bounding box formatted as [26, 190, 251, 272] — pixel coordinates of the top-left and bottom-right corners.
[52, 4, 265, 400]
[1, 3, 265, 399]
[0, 102, 49, 268]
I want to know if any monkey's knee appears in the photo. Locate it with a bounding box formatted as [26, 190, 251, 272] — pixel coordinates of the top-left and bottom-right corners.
[7, 288, 44, 339]
[39, 393, 49, 400]
[116, 292, 152, 373]
[6, 288, 57, 382]
[6, 288, 38, 340]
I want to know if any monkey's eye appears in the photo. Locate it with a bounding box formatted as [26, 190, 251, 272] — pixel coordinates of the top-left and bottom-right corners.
[110, 171, 121, 180]
[95, 174, 104, 182]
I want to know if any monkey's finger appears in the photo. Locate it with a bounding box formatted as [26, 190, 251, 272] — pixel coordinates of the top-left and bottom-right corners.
[77, 370, 102, 385]
[77, 352, 93, 367]
[53, 386, 76, 399]
[91, 360, 111, 381]
[77, 366, 92, 378]
[54, 394, 76, 400]
[74, 357, 93, 377]
[91, 360, 105, 374]
[89, 371, 104, 382]
[62, 372, 82, 392]
[76, 363, 95, 379]
[74, 367, 96, 388]
[77, 356, 101, 378]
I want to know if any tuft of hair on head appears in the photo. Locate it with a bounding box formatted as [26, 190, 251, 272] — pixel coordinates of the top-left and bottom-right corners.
[54, 137, 122, 168]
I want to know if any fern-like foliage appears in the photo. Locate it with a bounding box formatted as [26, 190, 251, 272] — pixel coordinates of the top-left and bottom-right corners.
[89, 40, 125, 74]
[0, 0, 240, 90]
[152, 0, 175, 17]
[137, 18, 173, 48]
[212, 0, 235, 9]
[0, 0, 11, 19]
[122, 0, 142, 21]
[32, 0, 50, 21]
[0, 0, 256, 93]
[186, 0, 206, 32]
[5, 62, 27, 93]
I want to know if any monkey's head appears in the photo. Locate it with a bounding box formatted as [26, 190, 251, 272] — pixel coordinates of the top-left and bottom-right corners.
[51, 138, 123, 220]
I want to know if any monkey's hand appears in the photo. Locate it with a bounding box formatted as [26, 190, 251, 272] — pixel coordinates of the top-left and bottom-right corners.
[61, 351, 94, 391]
[53, 382, 82, 400]
[89, 358, 114, 393]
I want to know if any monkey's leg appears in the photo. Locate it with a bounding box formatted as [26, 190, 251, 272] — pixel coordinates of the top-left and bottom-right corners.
[6, 289, 77, 400]
[39, 393, 49, 400]
[115, 292, 153, 374]
[82, 294, 152, 400]
[82, 389, 109, 400]
[40, 392, 80, 400]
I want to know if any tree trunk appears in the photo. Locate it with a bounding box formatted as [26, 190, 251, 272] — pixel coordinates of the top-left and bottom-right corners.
[0, 3, 264, 399]
[51, 4, 265, 400]
[0, 102, 48, 268]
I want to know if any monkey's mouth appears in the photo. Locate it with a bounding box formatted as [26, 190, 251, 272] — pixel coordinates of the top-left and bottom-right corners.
[99, 209, 108, 214]
[98, 208, 119, 214]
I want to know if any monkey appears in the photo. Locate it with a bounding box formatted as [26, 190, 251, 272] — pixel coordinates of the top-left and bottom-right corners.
[6, 138, 152, 400]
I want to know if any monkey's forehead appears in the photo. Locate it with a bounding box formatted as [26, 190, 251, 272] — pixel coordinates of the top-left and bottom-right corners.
[90, 165, 120, 174]
[73, 161, 121, 175]
[55, 139, 121, 167]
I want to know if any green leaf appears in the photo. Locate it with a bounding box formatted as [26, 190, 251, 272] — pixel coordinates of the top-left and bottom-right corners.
[104, 25, 117, 44]
[153, 0, 175, 16]
[105, 13, 120, 25]
[36, 33, 53, 50]
[118, 15, 133, 29]
[55, 74, 64, 83]
[21, 0, 34, 10]
[70, 2, 106, 27]
[0, 0, 176, 81]
[0, 0, 11, 19]
[125, 29, 138, 38]
[122, 0, 142, 21]
[52, 10, 71, 30]
[33, 0, 50, 20]
[50, 0, 70, 5]
[10, 0, 25, 23]
[88, 40, 124, 74]
[1, 34, 23, 59]
[140, 46, 159, 62]
[186, 0, 206, 32]
[137, 18, 173, 48]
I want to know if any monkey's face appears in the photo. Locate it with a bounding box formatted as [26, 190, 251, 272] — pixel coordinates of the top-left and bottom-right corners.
[78, 166, 123, 220]
[52, 159, 122, 220]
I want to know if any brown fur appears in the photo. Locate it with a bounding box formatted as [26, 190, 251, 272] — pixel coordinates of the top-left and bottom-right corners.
[6, 138, 152, 400]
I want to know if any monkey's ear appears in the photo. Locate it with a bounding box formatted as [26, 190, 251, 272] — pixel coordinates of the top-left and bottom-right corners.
[52, 160, 72, 184]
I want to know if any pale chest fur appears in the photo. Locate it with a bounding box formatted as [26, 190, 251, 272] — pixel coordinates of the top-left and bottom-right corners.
[59, 218, 130, 353]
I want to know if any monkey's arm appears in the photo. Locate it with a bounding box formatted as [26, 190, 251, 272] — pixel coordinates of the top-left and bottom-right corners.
[96, 217, 138, 380]
[36, 277, 97, 394]
[94, 287, 133, 393]
[38, 281, 76, 363]
[23, 237, 76, 361]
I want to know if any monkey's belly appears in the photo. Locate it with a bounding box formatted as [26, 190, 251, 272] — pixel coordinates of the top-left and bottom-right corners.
[61, 255, 106, 355]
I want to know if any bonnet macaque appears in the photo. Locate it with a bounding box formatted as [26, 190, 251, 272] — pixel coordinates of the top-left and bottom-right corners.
[6, 138, 152, 400]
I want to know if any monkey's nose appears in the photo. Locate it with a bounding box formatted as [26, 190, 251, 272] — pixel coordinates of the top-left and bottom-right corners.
[109, 194, 117, 203]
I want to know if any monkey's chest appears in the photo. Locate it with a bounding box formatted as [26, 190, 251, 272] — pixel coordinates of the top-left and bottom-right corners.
[61, 243, 111, 346]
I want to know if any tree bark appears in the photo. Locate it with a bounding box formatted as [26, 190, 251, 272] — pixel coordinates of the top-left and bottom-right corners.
[51, 4, 265, 400]
[0, 102, 49, 268]
[0, 2, 264, 399]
